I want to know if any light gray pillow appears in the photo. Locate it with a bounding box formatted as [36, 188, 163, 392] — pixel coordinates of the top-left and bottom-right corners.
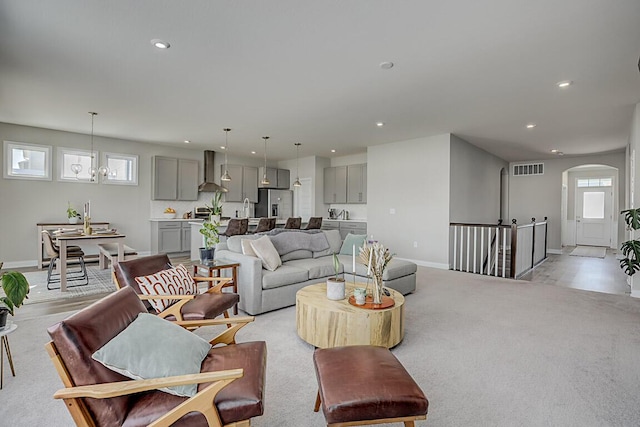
[92, 313, 212, 397]
[250, 235, 282, 271]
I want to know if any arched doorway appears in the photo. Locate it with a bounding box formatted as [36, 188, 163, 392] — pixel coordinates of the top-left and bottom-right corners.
[561, 164, 619, 248]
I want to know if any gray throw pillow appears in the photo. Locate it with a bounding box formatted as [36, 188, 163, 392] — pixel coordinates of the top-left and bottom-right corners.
[92, 313, 212, 397]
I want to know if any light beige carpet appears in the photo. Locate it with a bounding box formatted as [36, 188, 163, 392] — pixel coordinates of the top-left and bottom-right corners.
[570, 245, 607, 258]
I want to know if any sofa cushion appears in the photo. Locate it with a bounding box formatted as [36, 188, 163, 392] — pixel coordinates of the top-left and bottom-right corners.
[241, 239, 257, 257]
[313, 230, 343, 258]
[227, 234, 259, 254]
[262, 265, 309, 289]
[251, 236, 282, 271]
[339, 233, 367, 255]
[286, 256, 343, 280]
[281, 249, 313, 262]
[337, 255, 417, 280]
[92, 312, 211, 398]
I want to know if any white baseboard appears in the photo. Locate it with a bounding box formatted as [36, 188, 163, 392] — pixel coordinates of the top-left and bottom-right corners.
[631, 289, 640, 299]
[395, 257, 449, 270]
[547, 249, 562, 255]
[3, 260, 38, 269]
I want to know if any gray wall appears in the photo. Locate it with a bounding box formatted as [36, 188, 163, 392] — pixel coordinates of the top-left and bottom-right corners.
[367, 134, 451, 268]
[449, 135, 508, 224]
[509, 151, 625, 252]
[0, 122, 260, 266]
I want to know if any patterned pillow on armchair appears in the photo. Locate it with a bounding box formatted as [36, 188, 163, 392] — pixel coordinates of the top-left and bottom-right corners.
[134, 264, 197, 312]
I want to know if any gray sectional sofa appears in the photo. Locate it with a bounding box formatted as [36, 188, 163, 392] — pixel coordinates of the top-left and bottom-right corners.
[214, 229, 417, 315]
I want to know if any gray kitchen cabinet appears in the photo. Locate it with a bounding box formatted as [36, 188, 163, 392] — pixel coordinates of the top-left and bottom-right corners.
[178, 159, 199, 201]
[324, 166, 347, 203]
[347, 163, 367, 203]
[152, 157, 178, 200]
[152, 156, 199, 201]
[151, 221, 191, 254]
[277, 168, 290, 189]
[258, 167, 290, 189]
[222, 165, 258, 202]
[321, 220, 366, 239]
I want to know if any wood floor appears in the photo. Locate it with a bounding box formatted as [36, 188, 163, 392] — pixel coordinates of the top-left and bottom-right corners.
[10, 248, 631, 320]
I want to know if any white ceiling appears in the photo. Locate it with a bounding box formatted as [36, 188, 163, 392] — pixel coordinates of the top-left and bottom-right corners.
[1, 0, 639, 162]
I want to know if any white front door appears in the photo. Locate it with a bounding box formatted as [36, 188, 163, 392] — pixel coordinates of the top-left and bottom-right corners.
[576, 186, 612, 247]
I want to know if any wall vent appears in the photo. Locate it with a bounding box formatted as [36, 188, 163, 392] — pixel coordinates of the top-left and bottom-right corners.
[513, 163, 544, 176]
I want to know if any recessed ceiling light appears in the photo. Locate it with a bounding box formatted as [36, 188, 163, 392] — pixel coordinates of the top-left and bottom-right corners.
[376, 122, 384, 127]
[557, 80, 572, 88]
[379, 61, 394, 70]
[526, 123, 537, 129]
[183, 140, 190, 144]
[550, 149, 558, 153]
[220, 146, 226, 150]
[151, 39, 170, 49]
[251, 151, 256, 155]
[331, 149, 336, 153]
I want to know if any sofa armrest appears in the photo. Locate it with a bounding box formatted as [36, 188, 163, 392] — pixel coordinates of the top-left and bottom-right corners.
[214, 249, 264, 315]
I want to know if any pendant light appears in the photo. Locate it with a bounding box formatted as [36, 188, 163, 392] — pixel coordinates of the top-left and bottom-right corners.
[293, 143, 302, 187]
[87, 112, 110, 181]
[261, 136, 270, 186]
[221, 128, 232, 181]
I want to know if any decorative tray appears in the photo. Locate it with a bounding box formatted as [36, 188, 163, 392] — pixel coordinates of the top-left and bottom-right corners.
[347, 295, 395, 310]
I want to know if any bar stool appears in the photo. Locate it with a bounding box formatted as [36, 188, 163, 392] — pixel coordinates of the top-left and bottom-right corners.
[253, 217, 276, 233]
[304, 217, 323, 230]
[220, 218, 249, 238]
[284, 217, 302, 229]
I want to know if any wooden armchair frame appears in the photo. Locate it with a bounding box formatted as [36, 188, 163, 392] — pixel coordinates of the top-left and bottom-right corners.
[114, 273, 235, 324]
[45, 316, 256, 427]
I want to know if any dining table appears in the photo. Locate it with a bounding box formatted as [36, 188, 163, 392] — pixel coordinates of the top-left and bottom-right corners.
[55, 233, 126, 292]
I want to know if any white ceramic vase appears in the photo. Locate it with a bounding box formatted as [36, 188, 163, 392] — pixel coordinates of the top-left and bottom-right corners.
[326, 278, 345, 300]
[68, 217, 79, 224]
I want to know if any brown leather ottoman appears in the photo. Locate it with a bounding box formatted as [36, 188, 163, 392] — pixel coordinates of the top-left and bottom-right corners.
[313, 345, 428, 427]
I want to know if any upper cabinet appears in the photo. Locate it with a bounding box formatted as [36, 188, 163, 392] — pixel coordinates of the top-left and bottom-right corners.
[258, 167, 291, 189]
[347, 163, 367, 204]
[324, 166, 347, 204]
[152, 156, 199, 201]
[222, 164, 258, 202]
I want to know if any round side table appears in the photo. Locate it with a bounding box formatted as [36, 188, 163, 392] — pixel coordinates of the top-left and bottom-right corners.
[0, 323, 17, 389]
[296, 282, 405, 349]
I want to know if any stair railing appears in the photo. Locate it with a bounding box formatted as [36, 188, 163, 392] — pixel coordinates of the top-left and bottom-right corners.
[450, 217, 548, 279]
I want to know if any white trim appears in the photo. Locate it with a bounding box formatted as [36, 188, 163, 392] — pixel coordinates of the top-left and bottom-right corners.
[57, 146, 96, 182]
[395, 257, 449, 270]
[547, 248, 562, 254]
[3, 140, 52, 181]
[102, 152, 139, 185]
[2, 260, 38, 269]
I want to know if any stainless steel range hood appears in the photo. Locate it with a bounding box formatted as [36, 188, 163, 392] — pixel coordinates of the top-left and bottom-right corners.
[198, 150, 228, 193]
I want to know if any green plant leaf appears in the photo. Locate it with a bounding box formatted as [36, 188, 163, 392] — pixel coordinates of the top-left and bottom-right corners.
[1, 271, 30, 315]
[620, 258, 640, 276]
[621, 208, 640, 230]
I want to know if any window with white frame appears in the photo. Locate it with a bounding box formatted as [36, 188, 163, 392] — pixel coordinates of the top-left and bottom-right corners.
[58, 147, 96, 182]
[3, 140, 52, 180]
[576, 178, 613, 188]
[102, 152, 138, 185]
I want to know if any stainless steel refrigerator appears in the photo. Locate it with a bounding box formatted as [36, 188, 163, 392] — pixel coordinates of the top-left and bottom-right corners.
[255, 189, 293, 219]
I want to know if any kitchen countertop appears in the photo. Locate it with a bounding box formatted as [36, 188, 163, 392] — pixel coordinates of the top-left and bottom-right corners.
[323, 218, 367, 222]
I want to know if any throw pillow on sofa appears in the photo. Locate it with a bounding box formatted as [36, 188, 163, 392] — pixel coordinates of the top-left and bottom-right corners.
[251, 235, 282, 271]
[241, 239, 258, 257]
[339, 233, 367, 256]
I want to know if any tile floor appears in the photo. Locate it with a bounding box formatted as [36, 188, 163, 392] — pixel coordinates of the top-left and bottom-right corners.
[520, 246, 630, 296]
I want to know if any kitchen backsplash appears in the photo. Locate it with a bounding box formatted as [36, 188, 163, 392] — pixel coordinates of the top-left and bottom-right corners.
[328, 204, 367, 220]
[150, 197, 254, 219]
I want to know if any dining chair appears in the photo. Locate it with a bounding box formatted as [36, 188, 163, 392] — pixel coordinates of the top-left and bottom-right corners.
[284, 217, 302, 229]
[41, 230, 88, 290]
[304, 217, 323, 230]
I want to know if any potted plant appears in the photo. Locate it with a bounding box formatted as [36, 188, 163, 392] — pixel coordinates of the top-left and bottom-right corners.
[67, 202, 80, 224]
[0, 267, 30, 328]
[620, 208, 640, 277]
[326, 253, 345, 300]
[199, 191, 224, 263]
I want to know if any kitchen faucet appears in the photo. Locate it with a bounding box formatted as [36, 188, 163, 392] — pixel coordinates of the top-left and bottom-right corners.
[243, 198, 250, 218]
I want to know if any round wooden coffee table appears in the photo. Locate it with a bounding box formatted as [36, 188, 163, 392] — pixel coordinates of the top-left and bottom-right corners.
[296, 282, 405, 349]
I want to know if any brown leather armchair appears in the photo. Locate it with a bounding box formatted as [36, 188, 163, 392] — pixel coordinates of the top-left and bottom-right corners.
[46, 286, 266, 427]
[113, 254, 239, 325]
